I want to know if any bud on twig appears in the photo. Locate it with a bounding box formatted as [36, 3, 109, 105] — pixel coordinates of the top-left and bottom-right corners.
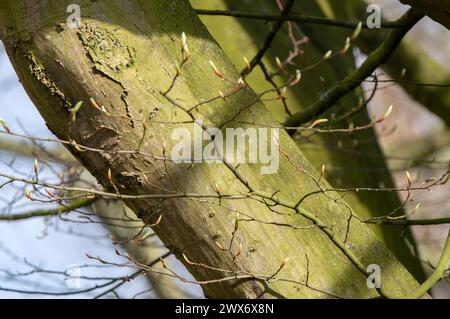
[341, 37, 351, 54]
[150, 215, 163, 227]
[383, 105, 393, 119]
[0, 117, 10, 133]
[278, 87, 287, 100]
[211, 181, 221, 194]
[323, 50, 333, 60]
[70, 139, 82, 152]
[70, 101, 83, 122]
[209, 60, 223, 78]
[275, 57, 284, 72]
[243, 56, 251, 71]
[90, 97, 110, 115]
[290, 70, 302, 86]
[280, 256, 291, 268]
[351, 21, 363, 41]
[237, 77, 246, 86]
[107, 168, 113, 183]
[269, 256, 291, 280]
[162, 141, 167, 155]
[411, 202, 420, 215]
[308, 118, 328, 128]
[401, 68, 407, 78]
[181, 32, 189, 60]
[406, 170, 412, 187]
[25, 191, 33, 200]
[34, 159, 39, 178]
[215, 241, 226, 251]
[182, 253, 193, 265]
[235, 242, 243, 258]
[90, 97, 101, 110]
[234, 217, 239, 232]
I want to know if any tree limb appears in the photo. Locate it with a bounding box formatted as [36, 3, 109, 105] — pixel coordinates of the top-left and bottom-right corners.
[284, 8, 424, 131]
[403, 229, 450, 298]
[400, 0, 450, 30]
[194, 9, 403, 29]
[0, 198, 96, 221]
[0, 0, 425, 298]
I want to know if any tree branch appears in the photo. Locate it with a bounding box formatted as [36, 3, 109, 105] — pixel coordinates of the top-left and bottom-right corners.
[195, 9, 403, 29]
[403, 229, 450, 299]
[0, 0, 426, 298]
[0, 197, 96, 221]
[241, 0, 296, 76]
[400, 0, 450, 30]
[365, 217, 450, 226]
[353, 1, 450, 126]
[284, 8, 424, 132]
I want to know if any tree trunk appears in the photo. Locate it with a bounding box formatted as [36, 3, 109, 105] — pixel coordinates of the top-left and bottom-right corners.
[0, 0, 423, 298]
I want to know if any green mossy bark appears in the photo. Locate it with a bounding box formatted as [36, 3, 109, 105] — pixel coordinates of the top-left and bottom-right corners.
[0, 0, 424, 298]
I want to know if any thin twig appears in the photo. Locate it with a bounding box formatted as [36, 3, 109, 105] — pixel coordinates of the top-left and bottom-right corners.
[241, 0, 296, 76]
